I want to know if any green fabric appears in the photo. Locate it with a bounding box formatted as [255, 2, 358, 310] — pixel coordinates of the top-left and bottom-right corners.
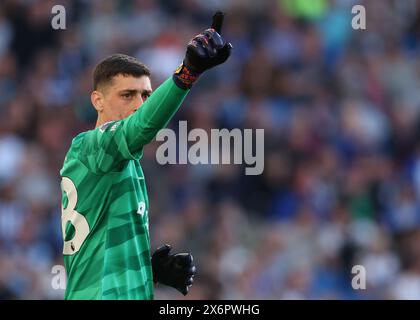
[60, 77, 189, 299]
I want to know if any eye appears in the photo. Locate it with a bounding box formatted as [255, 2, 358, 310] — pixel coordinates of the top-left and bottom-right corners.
[142, 93, 150, 101]
[121, 93, 133, 99]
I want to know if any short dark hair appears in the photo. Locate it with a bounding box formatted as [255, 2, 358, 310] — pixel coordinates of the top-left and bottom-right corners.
[93, 54, 151, 90]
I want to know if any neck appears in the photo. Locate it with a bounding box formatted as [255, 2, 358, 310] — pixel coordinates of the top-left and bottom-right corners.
[95, 115, 109, 129]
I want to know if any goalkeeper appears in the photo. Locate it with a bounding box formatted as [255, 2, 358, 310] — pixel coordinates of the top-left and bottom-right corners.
[59, 12, 232, 299]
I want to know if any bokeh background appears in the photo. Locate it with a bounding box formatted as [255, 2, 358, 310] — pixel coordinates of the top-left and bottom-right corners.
[1, 0, 420, 299]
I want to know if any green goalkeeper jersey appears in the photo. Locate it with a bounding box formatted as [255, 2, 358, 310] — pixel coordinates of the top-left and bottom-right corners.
[59, 77, 188, 300]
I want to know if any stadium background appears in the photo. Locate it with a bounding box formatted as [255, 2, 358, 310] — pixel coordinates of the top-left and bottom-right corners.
[1, 0, 420, 299]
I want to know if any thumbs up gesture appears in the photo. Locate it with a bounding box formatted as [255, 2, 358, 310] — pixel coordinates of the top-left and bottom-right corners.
[173, 11, 233, 89]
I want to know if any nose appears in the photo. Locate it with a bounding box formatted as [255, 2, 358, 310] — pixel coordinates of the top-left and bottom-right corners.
[133, 97, 144, 113]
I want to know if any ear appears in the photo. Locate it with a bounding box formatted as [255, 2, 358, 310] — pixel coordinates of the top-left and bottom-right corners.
[91, 90, 104, 112]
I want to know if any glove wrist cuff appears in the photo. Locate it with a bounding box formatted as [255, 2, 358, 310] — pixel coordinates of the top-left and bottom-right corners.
[173, 61, 202, 90]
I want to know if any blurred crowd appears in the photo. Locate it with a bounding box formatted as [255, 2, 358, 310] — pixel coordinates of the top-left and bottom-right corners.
[1, 0, 420, 299]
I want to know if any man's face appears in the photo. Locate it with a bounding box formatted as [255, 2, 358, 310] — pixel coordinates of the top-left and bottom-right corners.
[94, 74, 153, 122]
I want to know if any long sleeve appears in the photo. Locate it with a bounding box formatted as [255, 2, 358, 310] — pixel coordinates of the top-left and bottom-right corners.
[78, 77, 189, 174]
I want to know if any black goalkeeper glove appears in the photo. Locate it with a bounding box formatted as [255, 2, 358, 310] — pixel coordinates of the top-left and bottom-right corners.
[173, 11, 233, 89]
[152, 244, 197, 296]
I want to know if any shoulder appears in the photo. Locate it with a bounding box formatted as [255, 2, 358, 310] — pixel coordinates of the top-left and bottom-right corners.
[60, 130, 91, 176]
[70, 130, 89, 150]
[63, 130, 90, 163]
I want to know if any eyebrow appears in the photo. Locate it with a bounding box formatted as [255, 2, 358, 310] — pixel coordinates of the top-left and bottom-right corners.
[119, 89, 152, 95]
